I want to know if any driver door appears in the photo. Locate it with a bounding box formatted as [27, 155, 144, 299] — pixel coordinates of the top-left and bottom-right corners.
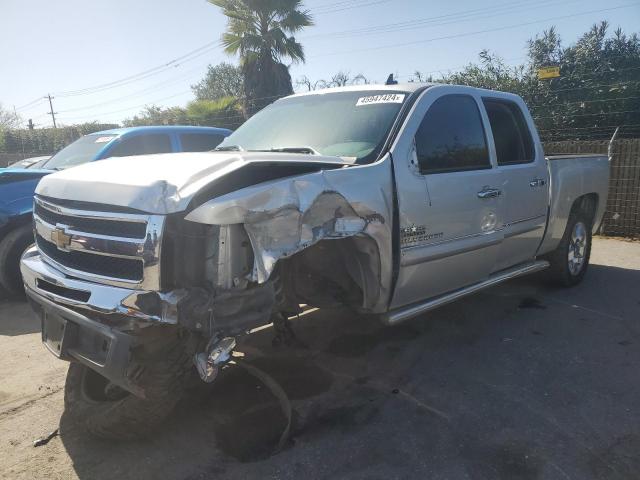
[390, 88, 505, 308]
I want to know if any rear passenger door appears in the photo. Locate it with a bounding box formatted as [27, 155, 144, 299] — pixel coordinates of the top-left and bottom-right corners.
[179, 133, 226, 152]
[391, 90, 505, 308]
[482, 98, 548, 271]
[105, 133, 174, 158]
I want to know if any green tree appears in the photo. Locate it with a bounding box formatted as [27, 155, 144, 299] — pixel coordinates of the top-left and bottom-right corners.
[185, 97, 244, 130]
[192, 62, 243, 100]
[439, 50, 531, 96]
[209, 0, 313, 114]
[0, 123, 119, 155]
[436, 23, 640, 140]
[123, 105, 189, 127]
[123, 99, 244, 130]
[296, 71, 369, 90]
[527, 22, 640, 140]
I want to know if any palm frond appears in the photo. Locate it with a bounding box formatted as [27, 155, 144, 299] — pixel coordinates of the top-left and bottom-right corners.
[279, 9, 313, 33]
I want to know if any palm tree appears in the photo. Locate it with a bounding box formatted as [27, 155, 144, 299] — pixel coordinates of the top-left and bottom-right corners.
[209, 0, 314, 114]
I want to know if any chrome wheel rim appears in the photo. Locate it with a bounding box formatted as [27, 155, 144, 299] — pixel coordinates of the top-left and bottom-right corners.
[568, 221, 587, 276]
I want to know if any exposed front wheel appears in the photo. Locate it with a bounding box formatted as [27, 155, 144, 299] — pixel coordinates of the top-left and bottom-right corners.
[545, 212, 592, 287]
[63, 363, 183, 440]
[63, 332, 195, 440]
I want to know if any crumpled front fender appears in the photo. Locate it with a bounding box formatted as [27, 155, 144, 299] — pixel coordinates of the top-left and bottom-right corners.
[185, 155, 395, 313]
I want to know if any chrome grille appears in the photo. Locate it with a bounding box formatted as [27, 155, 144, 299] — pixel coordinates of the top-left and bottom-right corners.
[33, 196, 164, 289]
[34, 202, 147, 239]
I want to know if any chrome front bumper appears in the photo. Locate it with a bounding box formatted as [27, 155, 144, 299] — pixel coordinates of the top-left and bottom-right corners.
[20, 247, 184, 326]
[20, 247, 185, 396]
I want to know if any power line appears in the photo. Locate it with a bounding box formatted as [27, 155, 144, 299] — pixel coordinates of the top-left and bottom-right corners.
[14, 0, 637, 116]
[15, 97, 45, 112]
[57, 80, 639, 125]
[305, 0, 577, 40]
[57, 60, 212, 114]
[57, 90, 194, 122]
[54, 43, 221, 98]
[313, 0, 392, 14]
[310, 2, 640, 57]
[528, 95, 640, 108]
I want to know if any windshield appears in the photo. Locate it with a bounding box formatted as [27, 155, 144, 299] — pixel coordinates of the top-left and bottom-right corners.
[217, 90, 408, 164]
[42, 134, 117, 170]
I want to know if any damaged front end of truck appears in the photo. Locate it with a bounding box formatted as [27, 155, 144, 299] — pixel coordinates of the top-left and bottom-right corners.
[20, 153, 395, 437]
[21, 85, 415, 438]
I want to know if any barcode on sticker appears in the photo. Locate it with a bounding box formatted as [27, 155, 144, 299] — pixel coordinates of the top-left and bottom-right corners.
[356, 94, 405, 106]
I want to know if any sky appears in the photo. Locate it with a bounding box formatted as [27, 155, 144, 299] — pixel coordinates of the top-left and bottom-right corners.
[2, 0, 639, 127]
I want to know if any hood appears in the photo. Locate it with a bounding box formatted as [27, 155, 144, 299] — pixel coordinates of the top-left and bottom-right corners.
[35, 151, 352, 214]
[0, 167, 52, 182]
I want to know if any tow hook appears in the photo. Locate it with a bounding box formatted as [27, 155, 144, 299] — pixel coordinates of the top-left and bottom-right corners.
[194, 336, 236, 383]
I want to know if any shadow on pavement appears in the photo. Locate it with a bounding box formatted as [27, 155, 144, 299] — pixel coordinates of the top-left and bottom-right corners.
[53, 264, 640, 479]
[0, 295, 39, 336]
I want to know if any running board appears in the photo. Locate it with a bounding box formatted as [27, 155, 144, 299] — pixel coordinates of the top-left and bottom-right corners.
[382, 260, 550, 326]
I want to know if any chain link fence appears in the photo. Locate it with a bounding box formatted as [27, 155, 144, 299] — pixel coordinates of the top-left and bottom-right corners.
[544, 138, 640, 238]
[2, 136, 638, 238]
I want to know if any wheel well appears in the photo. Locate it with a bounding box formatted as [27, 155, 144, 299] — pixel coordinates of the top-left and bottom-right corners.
[278, 236, 381, 311]
[571, 193, 598, 225]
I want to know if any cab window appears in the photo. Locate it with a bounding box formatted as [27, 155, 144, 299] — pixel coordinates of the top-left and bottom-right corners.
[108, 134, 173, 157]
[180, 133, 225, 152]
[415, 95, 490, 174]
[483, 99, 534, 165]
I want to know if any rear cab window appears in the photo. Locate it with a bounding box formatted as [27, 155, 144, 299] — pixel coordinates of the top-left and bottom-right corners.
[415, 94, 490, 174]
[180, 133, 225, 152]
[106, 134, 173, 158]
[482, 98, 534, 165]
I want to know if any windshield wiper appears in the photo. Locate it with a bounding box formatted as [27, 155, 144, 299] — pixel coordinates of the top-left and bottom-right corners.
[251, 146, 320, 155]
[214, 144, 244, 152]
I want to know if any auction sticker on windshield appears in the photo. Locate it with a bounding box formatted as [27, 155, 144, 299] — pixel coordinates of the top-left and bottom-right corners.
[95, 136, 117, 143]
[356, 94, 405, 106]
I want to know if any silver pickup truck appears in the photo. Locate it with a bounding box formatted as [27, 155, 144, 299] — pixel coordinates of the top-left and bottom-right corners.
[21, 83, 609, 439]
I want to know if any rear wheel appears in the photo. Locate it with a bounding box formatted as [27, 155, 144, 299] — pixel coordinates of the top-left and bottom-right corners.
[0, 224, 34, 296]
[545, 211, 592, 287]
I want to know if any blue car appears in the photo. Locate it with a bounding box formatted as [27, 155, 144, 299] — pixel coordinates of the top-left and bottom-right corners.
[0, 125, 231, 294]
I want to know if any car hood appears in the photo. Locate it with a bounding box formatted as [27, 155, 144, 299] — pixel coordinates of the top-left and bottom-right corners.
[0, 167, 53, 183]
[35, 151, 352, 214]
[0, 168, 53, 221]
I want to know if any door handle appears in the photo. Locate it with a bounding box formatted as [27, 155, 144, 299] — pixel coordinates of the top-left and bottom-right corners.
[477, 188, 502, 199]
[529, 178, 546, 188]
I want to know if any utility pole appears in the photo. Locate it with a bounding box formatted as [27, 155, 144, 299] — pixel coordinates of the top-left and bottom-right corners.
[44, 94, 57, 128]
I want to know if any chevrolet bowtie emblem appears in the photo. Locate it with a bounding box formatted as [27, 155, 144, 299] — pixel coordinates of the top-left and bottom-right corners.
[50, 227, 72, 250]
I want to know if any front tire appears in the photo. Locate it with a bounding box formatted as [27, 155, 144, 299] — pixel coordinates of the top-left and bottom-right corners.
[63, 337, 193, 440]
[0, 223, 34, 296]
[545, 211, 592, 287]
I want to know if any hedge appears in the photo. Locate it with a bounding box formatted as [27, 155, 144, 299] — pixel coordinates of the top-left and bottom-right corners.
[0, 123, 119, 155]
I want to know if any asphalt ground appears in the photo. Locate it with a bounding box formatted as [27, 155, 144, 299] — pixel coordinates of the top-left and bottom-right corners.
[1, 237, 639, 480]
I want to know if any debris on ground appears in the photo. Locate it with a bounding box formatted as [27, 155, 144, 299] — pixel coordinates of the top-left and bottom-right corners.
[518, 298, 547, 310]
[33, 429, 59, 447]
[233, 360, 292, 454]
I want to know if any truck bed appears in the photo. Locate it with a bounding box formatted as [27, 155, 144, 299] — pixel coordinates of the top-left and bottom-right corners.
[538, 153, 610, 255]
